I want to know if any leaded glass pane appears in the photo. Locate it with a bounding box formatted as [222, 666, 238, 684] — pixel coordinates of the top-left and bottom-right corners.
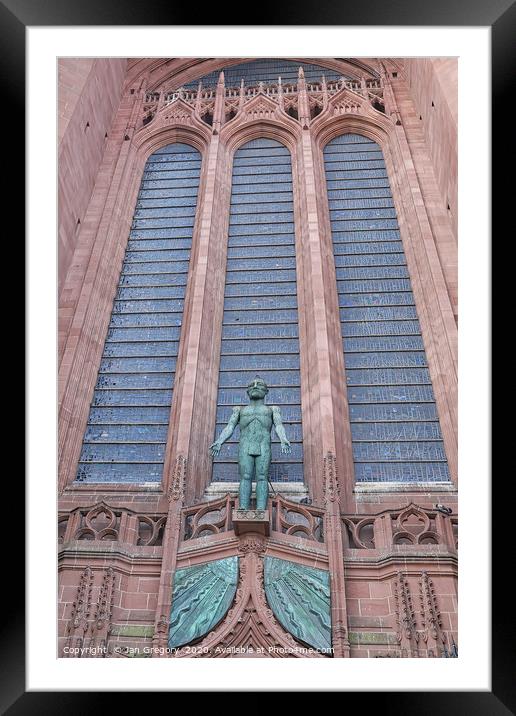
[354, 462, 451, 482]
[84, 424, 169, 442]
[103, 341, 179, 357]
[350, 421, 442, 441]
[75, 143, 200, 483]
[220, 354, 300, 370]
[95, 373, 174, 389]
[88, 406, 171, 424]
[99, 357, 176, 373]
[76, 463, 165, 482]
[324, 133, 451, 483]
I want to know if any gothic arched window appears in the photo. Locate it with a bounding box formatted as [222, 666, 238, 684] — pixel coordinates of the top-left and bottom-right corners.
[323, 133, 451, 483]
[75, 142, 201, 483]
[184, 59, 345, 88]
[212, 138, 304, 484]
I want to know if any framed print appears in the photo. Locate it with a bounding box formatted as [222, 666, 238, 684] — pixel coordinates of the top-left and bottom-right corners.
[14, 0, 507, 708]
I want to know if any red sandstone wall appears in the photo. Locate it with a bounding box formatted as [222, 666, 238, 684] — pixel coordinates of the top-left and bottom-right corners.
[58, 561, 160, 657]
[345, 571, 457, 657]
[391, 65, 458, 323]
[404, 59, 458, 242]
[58, 59, 127, 298]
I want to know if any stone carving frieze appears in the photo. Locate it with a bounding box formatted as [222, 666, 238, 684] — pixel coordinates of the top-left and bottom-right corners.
[180, 493, 325, 548]
[168, 454, 187, 502]
[342, 502, 456, 552]
[74, 502, 119, 542]
[273, 494, 324, 542]
[392, 503, 441, 546]
[183, 493, 233, 540]
[238, 535, 267, 554]
[59, 502, 167, 547]
[138, 71, 389, 135]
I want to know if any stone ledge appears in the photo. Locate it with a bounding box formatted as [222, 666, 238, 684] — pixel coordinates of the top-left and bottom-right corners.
[354, 482, 457, 494]
[58, 541, 163, 561]
[205, 482, 309, 502]
[343, 552, 458, 567]
[63, 483, 163, 493]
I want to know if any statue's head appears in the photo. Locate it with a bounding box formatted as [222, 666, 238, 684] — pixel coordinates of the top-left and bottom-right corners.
[246, 376, 269, 400]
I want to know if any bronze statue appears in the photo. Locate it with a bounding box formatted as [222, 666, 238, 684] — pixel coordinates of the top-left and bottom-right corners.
[210, 377, 292, 510]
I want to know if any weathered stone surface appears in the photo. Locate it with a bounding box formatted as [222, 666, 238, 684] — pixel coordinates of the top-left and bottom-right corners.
[349, 631, 398, 645]
[110, 625, 154, 638]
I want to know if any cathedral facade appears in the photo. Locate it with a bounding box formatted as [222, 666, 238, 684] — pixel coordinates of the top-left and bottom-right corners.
[58, 57, 458, 658]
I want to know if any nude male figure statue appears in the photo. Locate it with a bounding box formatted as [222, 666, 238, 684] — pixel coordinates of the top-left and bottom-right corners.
[209, 377, 292, 510]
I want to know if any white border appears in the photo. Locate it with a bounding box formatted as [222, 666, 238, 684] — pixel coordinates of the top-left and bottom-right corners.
[28, 27, 490, 691]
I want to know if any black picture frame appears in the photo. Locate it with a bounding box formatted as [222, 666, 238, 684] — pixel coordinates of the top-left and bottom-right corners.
[13, 0, 507, 709]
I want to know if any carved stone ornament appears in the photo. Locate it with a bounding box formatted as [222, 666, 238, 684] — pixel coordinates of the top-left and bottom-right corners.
[240, 93, 284, 123]
[63, 566, 94, 656]
[68, 566, 93, 634]
[235, 509, 266, 520]
[321, 85, 377, 123]
[137, 70, 390, 137]
[323, 451, 340, 504]
[168, 454, 187, 502]
[232, 509, 270, 537]
[156, 614, 169, 635]
[92, 567, 115, 632]
[419, 571, 445, 646]
[393, 572, 419, 654]
[74, 502, 119, 541]
[237, 536, 267, 554]
[161, 98, 195, 125]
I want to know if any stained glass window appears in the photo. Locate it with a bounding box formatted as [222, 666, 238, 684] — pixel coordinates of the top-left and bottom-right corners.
[185, 59, 346, 89]
[212, 138, 303, 483]
[323, 134, 451, 483]
[75, 143, 201, 483]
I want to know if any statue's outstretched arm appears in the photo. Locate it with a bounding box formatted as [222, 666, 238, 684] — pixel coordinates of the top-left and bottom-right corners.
[272, 406, 292, 455]
[209, 406, 240, 457]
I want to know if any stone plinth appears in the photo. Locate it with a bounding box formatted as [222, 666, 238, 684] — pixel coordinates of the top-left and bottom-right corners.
[232, 509, 270, 536]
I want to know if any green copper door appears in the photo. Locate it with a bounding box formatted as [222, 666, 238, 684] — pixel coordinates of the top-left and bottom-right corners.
[168, 557, 238, 649]
[264, 556, 332, 653]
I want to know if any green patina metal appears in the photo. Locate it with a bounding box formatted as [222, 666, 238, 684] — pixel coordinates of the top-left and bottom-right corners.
[168, 556, 238, 649]
[264, 556, 332, 653]
[210, 377, 292, 509]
